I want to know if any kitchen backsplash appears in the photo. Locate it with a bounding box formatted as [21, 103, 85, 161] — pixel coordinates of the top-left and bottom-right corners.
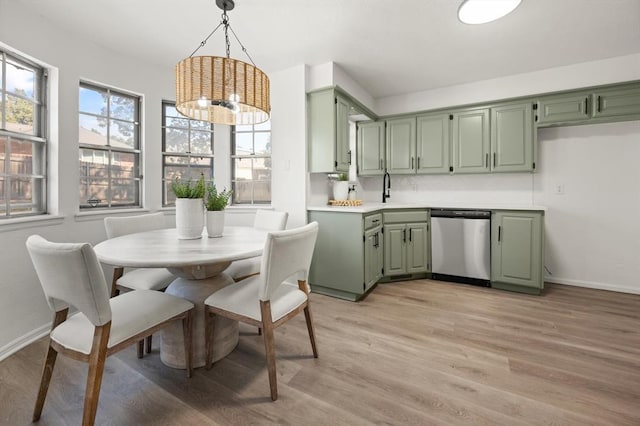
[309, 172, 535, 206]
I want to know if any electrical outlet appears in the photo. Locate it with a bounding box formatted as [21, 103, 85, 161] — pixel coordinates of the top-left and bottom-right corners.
[554, 184, 565, 195]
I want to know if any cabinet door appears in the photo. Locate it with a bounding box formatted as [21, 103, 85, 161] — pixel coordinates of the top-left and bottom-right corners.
[308, 90, 337, 173]
[364, 227, 383, 291]
[452, 108, 490, 174]
[416, 113, 450, 174]
[335, 95, 351, 172]
[406, 223, 429, 274]
[592, 86, 640, 119]
[386, 117, 416, 175]
[491, 103, 534, 173]
[491, 211, 543, 289]
[536, 93, 590, 125]
[357, 122, 385, 176]
[383, 224, 406, 275]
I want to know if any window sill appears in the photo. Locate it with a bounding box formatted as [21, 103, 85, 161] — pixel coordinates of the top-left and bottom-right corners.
[74, 208, 150, 222]
[0, 214, 65, 233]
[226, 205, 273, 213]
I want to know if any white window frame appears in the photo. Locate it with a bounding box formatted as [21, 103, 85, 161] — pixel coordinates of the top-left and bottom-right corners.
[78, 82, 141, 210]
[231, 120, 271, 205]
[0, 48, 47, 219]
[161, 101, 214, 206]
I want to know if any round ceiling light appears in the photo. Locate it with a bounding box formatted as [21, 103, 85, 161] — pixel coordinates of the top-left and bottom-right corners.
[458, 0, 522, 25]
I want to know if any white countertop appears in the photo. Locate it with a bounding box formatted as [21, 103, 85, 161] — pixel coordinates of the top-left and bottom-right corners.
[308, 202, 546, 213]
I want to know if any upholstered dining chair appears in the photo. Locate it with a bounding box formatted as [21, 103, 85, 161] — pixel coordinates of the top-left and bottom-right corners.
[26, 235, 194, 426]
[104, 212, 176, 357]
[223, 209, 289, 282]
[204, 221, 319, 401]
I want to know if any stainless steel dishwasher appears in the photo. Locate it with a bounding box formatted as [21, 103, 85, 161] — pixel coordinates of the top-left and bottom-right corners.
[430, 209, 491, 286]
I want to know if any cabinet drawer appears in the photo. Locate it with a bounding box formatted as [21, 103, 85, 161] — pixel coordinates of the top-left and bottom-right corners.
[383, 210, 429, 224]
[364, 213, 382, 230]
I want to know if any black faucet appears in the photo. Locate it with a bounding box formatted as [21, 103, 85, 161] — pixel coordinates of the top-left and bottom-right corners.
[382, 171, 391, 203]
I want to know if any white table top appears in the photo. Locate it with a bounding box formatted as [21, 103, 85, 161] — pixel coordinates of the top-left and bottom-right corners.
[94, 226, 267, 268]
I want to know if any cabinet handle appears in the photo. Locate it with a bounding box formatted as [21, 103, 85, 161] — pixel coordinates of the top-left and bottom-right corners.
[409, 228, 412, 242]
[498, 225, 502, 242]
[403, 228, 407, 243]
[417, 157, 420, 169]
[585, 97, 589, 115]
[485, 153, 489, 168]
[597, 95, 602, 113]
[348, 150, 352, 165]
[493, 152, 496, 168]
[376, 232, 380, 248]
[372, 219, 379, 224]
[411, 157, 415, 170]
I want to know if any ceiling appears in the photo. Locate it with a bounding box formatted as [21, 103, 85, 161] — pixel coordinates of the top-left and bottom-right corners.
[17, 0, 640, 99]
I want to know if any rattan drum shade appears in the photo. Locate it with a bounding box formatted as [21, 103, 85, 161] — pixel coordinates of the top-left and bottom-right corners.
[175, 56, 270, 125]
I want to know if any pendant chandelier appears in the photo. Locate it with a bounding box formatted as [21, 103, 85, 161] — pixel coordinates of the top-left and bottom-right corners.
[175, 0, 270, 125]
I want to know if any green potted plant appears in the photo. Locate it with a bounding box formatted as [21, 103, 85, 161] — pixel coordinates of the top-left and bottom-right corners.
[172, 175, 206, 239]
[204, 183, 233, 238]
[332, 172, 349, 201]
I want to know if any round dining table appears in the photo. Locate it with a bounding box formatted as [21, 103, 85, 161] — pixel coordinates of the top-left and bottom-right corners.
[94, 226, 268, 369]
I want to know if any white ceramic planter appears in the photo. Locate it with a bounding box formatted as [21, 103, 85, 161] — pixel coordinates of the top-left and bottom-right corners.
[333, 181, 349, 201]
[206, 210, 225, 238]
[175, 198, 204, 239]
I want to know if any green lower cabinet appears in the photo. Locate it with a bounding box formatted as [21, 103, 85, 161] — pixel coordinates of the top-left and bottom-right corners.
[383, 210, 430, 277]
[491, 210, 544, 294]
[308, 211, 382, 301]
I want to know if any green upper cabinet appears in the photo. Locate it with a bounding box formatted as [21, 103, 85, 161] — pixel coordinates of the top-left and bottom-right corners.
[591, 85, 640, 119]
[491, 210, 544, 294]
[490, 102, 535, 173]
[386, 117, 417, 174]
[336, 95, 351, 171]
[416, 113, 451, 174]
[308, 89, 350, 173]
[357, 121, 386, 176]
[452, 108, 490, 174]
[536, 92, 590, 126]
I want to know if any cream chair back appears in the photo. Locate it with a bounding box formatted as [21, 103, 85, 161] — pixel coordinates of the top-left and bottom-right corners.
[104, 212, 166, 239]
[26, 235, 111, 326]
[259, 222, 318, 301]
[254, 210, 288, 231]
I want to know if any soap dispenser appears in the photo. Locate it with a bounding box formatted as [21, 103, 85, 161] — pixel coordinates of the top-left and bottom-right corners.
[348, 184, 357, 201]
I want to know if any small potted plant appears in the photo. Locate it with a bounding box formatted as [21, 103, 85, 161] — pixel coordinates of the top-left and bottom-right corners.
[205, 183, 233, 238]
[332, 172, 349, 201]
[172, 175, 206, 239]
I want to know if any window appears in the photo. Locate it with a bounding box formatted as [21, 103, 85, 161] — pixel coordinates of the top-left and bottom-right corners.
[231, 120, 271, 204]
[161, 101, 214, 206]
[0, 49, 47, 218]
[79, 83, 140, 209]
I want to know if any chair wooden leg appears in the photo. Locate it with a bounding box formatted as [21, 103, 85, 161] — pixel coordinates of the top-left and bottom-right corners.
[298, 280, 319, 358]
[33, 309, 68, 422]
[146, 335, 153, 354]
[137, 339, 144, 359]
[260, 301, 278, 401]
[110, 267, 123, 298]
[303, 305, 319, 358]
[182, 310, 193, 378]
[82, 323, 111, 426]
[204, 306, 216, 370]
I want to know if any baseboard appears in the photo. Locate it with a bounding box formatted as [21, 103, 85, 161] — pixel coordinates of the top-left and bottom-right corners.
[545, 276, 640, 295]
[0, 323, 49, 362]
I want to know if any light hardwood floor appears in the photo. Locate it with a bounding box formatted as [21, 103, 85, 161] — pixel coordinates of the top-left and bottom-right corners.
[1, 280, 640, 425]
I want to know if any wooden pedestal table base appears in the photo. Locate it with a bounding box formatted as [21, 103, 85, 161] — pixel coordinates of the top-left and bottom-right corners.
[161, 264, 238, 369]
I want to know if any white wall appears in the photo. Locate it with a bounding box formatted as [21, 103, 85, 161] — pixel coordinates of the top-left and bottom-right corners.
[534, 121, 640, 294]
